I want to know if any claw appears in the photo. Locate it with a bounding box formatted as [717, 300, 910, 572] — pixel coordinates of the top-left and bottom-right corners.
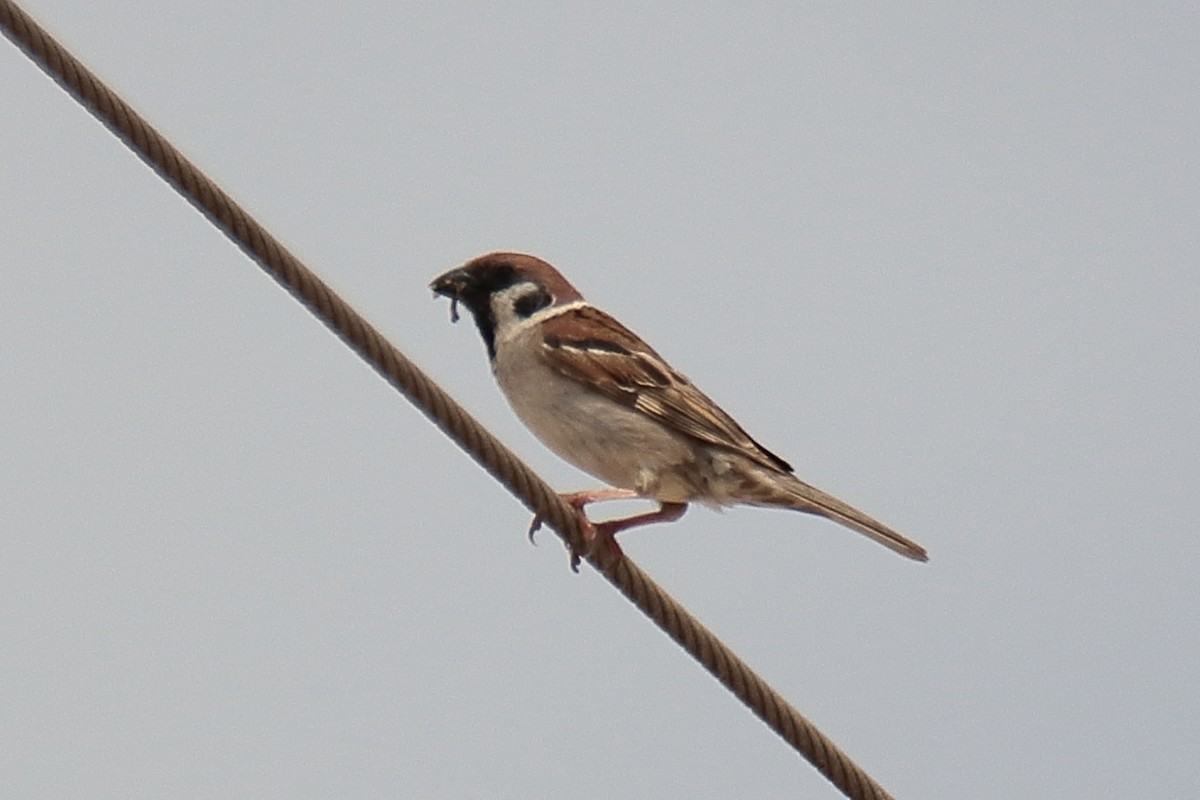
[523, 490, 686, 572]
[527, 511, 590, 572]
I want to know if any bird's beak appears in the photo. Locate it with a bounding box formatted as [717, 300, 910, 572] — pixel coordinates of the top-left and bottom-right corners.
[430, 267, 472, 323]
[429, 267, 471, 299]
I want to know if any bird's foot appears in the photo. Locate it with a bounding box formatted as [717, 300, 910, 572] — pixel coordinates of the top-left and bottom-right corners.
[527, 488, 640, 571]
[565, 515, 625, 573]
[527, 491, 688, 571]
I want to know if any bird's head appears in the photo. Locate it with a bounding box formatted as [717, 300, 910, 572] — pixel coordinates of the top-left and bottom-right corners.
[431, 252, 583, 359]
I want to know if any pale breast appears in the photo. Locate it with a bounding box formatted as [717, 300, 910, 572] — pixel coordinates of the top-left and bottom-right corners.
[491, 327, 698, 499]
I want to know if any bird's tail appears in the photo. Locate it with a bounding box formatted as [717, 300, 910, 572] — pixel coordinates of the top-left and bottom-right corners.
[744, 472, 928, 562]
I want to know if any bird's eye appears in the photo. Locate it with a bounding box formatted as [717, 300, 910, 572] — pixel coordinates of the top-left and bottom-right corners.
[512, 286, 552, 318]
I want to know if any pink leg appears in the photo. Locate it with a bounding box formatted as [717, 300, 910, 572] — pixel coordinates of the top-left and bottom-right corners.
[562, 487, 642, 507]
[527, 487, 640, 544]
[587, 501, 688, 567]
[528, 489, 688, 570]
[594, 501, 688, 537]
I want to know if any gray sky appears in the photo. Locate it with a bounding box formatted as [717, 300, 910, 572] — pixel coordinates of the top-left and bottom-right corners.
[3, 2, 1197, 798]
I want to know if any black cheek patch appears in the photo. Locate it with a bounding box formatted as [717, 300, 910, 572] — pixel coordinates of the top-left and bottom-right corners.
[512, 287, 553, 318]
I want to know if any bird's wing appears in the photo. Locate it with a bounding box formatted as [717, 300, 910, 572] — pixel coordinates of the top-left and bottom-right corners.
[537, 305, 792, 473]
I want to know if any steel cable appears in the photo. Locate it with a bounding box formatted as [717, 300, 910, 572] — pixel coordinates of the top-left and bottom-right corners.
[2, 3, 901, 797]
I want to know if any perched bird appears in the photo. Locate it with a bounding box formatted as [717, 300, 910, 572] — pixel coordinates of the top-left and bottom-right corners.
[431, 252, 927, 565]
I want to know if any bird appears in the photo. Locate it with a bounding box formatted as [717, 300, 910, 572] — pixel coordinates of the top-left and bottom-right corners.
[430, 252, 928, 567]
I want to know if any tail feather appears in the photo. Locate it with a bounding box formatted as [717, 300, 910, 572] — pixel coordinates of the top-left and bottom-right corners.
[749, 474, 928, 562]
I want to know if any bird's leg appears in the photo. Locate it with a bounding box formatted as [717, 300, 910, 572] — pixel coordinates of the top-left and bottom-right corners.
[526, 490, 687, 571]
[562, 487, 644, 509]
[527, 487, 640, 543]
[593, 501, 689, 537]
[582, 501, 689, 569]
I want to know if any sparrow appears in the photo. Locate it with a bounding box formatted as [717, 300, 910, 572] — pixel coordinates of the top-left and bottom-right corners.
[430, 252, 928, 566]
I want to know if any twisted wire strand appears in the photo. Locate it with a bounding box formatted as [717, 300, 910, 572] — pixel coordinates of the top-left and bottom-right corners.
[2, 4, 899, 798]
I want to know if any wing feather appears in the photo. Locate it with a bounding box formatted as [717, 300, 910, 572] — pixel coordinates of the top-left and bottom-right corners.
[538, 306, 792, 473]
